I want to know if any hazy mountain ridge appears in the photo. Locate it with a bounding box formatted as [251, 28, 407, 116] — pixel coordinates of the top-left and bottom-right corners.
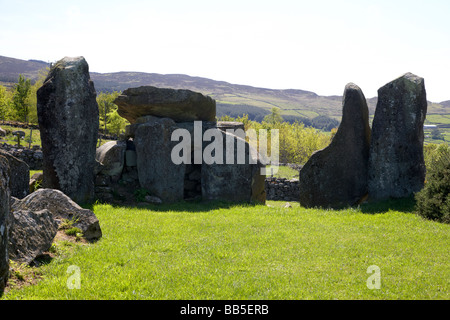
[1, 55, 448, 124]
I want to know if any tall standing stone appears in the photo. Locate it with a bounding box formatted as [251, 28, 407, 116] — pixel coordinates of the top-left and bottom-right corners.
[299, 83, 371, 208]
[134, 118, 186, 202]
[37, 57, 99, 203]
[368, 73, 427, 201]
[0, 156, 10, 294]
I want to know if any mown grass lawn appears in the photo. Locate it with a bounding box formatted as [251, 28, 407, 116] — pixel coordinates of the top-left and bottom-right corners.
[2, 200, 449, 300]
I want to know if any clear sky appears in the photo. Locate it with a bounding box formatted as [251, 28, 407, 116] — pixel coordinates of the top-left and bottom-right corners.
[1, 0, 449, 102]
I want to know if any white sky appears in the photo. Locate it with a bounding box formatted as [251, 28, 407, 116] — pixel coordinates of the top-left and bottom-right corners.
[1, 0, 449, 102]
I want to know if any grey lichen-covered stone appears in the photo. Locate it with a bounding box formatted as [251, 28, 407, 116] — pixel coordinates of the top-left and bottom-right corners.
[201, 129, 266, 204]
[0, 156, 10, 294]
[134, 118, 185, 202]
[11, 189, 102, 241]
[368, 73, 427, 201]
[114, 86, 216, 124]
[7, 209, 58, 265]
[95, 141, 126, 176]
[37, 56, 99, 204]
[299, 83, 371, 208]
[0, 149, 29, 199]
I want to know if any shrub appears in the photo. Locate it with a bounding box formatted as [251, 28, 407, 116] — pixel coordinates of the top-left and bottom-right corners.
[415, 144, 450, 223]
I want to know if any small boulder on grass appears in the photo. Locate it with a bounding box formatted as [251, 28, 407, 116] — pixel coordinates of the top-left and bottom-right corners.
[11, 189, 102, 241]
[7, 209, 58, 265]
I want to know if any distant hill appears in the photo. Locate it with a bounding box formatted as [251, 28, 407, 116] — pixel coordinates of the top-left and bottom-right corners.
[1, 54, 449, 128]
[0, 55, 48, 84]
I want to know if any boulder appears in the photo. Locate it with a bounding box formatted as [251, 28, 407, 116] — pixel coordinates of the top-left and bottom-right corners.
[7, 209, 58, 265]
[0, 149, 29, 199]
[0, 156, 10, 294]
[0, 127, 6, 137]
[368, 73, 428, 201]
[11, 189, 102, 241]
[201, 129, 266, 204]
[114, 86, 216, 124]
[299, 83, 371, 208]
[96, 141, 126, 176]
[37, 56, 99, 204]
[134, 118, 185, 202]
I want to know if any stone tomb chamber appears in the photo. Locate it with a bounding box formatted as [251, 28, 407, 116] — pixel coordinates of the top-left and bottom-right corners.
[94, 86, 266, 204]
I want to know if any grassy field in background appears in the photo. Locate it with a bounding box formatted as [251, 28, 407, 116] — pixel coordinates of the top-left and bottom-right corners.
[2, 199, 449, 300]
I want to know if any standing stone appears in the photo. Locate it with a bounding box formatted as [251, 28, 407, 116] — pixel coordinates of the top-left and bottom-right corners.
[0, 156, 10, 294]
[37, 57, 99, 203]
[299, 83, 371, 208]
[134, 118, 185, 202]
[0, 149, 29, 199]
[368, 73, 427, 201]
[201, 129, 266, 204]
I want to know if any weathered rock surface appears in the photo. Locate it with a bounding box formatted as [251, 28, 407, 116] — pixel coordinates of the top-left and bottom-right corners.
[7, 209, 58, 265]
[0, 156, 10, 294]
[37, 56, 99, 203]
[368, 73, 427, 201]
[299, 83, 371, 208]
[96, 141, 126, 176]
[114, 86, 216, 124]
[11, 189, 102, 241]
[134, 118, 185, 202]
[201, 129, 266, 203]
[0, 149, 29, 199]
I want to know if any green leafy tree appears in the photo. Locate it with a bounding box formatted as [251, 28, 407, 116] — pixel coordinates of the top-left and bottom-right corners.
[27, 68, 49, 124]
[97, 91, 128, 136]
[12, 74, 31, 123]
[0, 85, 13, 122]
[263, 107, 283, 125]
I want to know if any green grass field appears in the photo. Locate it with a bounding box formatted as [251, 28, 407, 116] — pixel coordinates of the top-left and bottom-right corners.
[2, 199, 449, 300]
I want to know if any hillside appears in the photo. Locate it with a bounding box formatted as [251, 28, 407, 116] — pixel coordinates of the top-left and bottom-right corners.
[1, 55, 449, 130]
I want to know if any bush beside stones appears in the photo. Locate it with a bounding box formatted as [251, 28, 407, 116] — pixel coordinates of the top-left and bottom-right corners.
[415, 146, 450, 223]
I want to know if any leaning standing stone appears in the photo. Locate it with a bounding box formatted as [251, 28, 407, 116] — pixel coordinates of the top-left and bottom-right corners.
[368, 73, 427, 201]
[299, 83, 371, 208]
[37, 57, 99, 203]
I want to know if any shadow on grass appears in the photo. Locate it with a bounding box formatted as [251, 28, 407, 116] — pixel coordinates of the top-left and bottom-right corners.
[83, 198, 264, 213]
[360, 196, 417, 214]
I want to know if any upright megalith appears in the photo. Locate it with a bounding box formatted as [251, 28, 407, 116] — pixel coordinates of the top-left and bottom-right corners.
[299, 83, 371, 208]
[134, 117, 186, 202]
[37, 56, 99, 203]
[0, 156, 10, 294]
[201, 128, 266, 204]
[368, 73, 427, 201]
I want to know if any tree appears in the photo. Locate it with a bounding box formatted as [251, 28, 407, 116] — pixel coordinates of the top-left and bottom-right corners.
[27, 68, 49, 124]
[12, 74, 31, 123]
[97, 91, 128, 136]
[0, 85, 13, 122]
[263, 107, 283, 125]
